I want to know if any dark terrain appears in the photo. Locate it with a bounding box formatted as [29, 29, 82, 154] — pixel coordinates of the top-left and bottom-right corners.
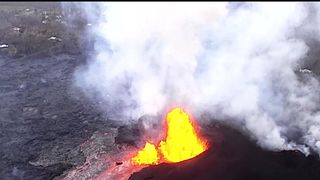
[0, 2, 110, 179]
[130, 122, 320, 180]
[1, 2, 320, 180]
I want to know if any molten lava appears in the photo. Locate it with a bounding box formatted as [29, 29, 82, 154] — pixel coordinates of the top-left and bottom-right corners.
[131, 107, 208, 165]
[159, 108, 208, 162]
[131, 142, 159, 165]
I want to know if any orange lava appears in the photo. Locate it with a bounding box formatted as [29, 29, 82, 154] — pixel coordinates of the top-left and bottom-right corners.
[131, 107, 208, 165]
[131, 142, 159, 165]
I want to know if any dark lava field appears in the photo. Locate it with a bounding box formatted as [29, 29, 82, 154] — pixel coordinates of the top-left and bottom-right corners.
[0, 2, 109, 179]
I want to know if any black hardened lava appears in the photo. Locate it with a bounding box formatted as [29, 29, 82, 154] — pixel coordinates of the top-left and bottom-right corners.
[130, 122, 320, 180]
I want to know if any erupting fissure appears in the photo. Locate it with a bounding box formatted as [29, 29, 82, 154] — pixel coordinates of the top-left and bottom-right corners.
[131, 107, 208, 165]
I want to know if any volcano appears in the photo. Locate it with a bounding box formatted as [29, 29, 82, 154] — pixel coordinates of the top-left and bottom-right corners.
[59, 116, 320, 180]
[129, 121, 320, 180]
[2, 2, 320, 180]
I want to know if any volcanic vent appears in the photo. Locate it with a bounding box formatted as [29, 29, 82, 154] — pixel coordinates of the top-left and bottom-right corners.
[131, 107, 208, 165]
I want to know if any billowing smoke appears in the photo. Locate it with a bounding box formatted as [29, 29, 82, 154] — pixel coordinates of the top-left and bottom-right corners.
[72, 2, 320, 155]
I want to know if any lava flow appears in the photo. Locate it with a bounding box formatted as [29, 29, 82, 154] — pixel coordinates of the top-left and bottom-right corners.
[131, 107, 208, 165]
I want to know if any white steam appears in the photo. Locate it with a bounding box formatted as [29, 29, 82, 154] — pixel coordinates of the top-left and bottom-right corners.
[74, 2, 320, 155]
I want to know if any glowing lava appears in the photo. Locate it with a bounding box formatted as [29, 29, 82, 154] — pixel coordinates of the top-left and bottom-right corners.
[131, 107, 208, 165]
[159, 108, 208, 162]
[131, 142, 159, 165]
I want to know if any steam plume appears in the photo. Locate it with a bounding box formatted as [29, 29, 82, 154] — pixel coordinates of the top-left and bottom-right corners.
[72, 2, 320, 155]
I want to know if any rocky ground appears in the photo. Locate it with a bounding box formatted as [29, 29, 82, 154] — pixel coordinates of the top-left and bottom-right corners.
[1, 2, 320, 180]
[0, 2, 110, 180]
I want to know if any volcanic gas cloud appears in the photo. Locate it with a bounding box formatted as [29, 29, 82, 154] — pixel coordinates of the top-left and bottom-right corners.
[74, 2, 320, 158]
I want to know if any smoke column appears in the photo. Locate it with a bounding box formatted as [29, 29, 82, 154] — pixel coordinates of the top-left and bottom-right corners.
[72, 2, 320, 155]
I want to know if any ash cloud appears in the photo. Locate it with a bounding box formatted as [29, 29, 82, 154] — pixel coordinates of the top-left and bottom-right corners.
[71, 2, 320, 155]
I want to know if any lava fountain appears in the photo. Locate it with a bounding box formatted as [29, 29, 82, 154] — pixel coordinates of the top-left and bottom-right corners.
[131, 107, 208, 165]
